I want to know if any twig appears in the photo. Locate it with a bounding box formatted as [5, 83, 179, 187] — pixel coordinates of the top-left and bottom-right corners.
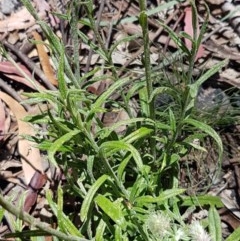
[105, 1, 123, 49]
[118, 9, 178, 76]
[163, 9, 183, 53]
[0, 77, 30, 111]
[3, 41, 57, 91]
[0, 193, 90, 241]
[85, 0, 106, 74]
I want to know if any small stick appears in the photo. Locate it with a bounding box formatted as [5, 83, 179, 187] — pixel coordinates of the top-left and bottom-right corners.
[0, 192, 89, 241]
[0, 77, 30, 111]
[118, 9, 179, 76]
[85, 0, 106, 73]
[3, 41, 57, 91]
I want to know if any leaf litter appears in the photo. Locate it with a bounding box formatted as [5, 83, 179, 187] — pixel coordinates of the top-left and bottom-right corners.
[0, 0, 240, 239]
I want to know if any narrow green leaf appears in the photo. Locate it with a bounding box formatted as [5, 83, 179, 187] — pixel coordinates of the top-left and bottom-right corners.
[57, 185, 63, 212]
[100, 141, 143, 172]
[148, 87, 177, 103]
[77, 30, 107, 61]
[129, 176, 148, 202]
[80, 175, 109, 222]
[79, 67, 100, 83]
[87, 155, 96, 182]
[48, 112, 73, 134]
[186, 142, 207, 152]
[139, 87, 149, 117]
[95, 195, 126, 228]
[0, 207, 4, 222]
[57, 51, 67, 100]
[181, 195, 223, 208]
[46, 190, 57, 216]
[115, 225, 123, 241]
[91, 77, 131, 112]
[109, 34, 140, 57]
[122, 127, 153, 144]
[183, 118, 223, 161]
[22, 91, 60, 104]
[208, 206, 222, 241]
[179, 31, 193, 41]
[188, 59, 228, 98]
[225, 227, 240, 241]
[169, 109, 176, 132]
[126, 81, 145, 101]
[158, 20, 190, 55]
[48, 129, 80, 166]
[196, 3, 209, 51]
[95, 219, 106, 241]
[81, 1, 179, 26]
[190, 3, 198, 44]
[20, 0, 40, 20]
[169, 153, 180, 165]
[37, 21, 63, 55]
[134, 189, 185, 205]
[98, 118, 154, 139]
[57, 209, 81, 237]
[155, 121, 172, 131]
[117, 155, 131, 180]
[46, 189, 82, 237]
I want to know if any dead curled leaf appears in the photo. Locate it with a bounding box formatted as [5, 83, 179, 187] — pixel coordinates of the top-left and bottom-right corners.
[32, 31, 58, 86]
[28, 171, 47, 191]
[0, 61, 33, 78]
[24, 171, 47, 212]
[0, 91, 43, 185]
[24, 190, 38, 213]
[219, 208, 240, 230]
[0, 61, 45, 90]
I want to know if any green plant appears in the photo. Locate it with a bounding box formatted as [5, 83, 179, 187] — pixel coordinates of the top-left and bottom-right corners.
[0, 0, 230, 240]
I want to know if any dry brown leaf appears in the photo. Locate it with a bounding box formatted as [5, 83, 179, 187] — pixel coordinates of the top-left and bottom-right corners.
[32, 31, 58, 86]
[0, 92, 43, 185]
[0, 61, 32, 78]
[0, 61, 45, 90]
[24, 171, 47, 212]
[220, 189, 240, 220]
[0, 7, 45, 33]
[183, 7, 205, 61]
[219, 208, 240, 230]
[222, 2, 240, 34]
[0, 100, 6, 141]
[103, 100, 138, 134]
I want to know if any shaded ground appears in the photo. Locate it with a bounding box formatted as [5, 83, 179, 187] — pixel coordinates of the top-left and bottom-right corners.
[0, 0, 240, 239]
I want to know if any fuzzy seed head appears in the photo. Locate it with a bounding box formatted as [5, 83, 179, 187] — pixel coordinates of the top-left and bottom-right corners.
[189, 221, 211, 241]
[145, 211, 171, 238]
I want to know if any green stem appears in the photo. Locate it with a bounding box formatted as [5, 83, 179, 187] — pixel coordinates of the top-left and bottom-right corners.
[0, 194, 89, 241]
[78, 119, 129, 198]
[71, 0, 81, 85]
[139, 0, 156, 159]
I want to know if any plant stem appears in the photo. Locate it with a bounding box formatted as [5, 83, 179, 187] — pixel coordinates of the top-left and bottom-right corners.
[139, 0, 156, 159]
[0, 194, 89, 241]
[71, 0, 81, 85]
